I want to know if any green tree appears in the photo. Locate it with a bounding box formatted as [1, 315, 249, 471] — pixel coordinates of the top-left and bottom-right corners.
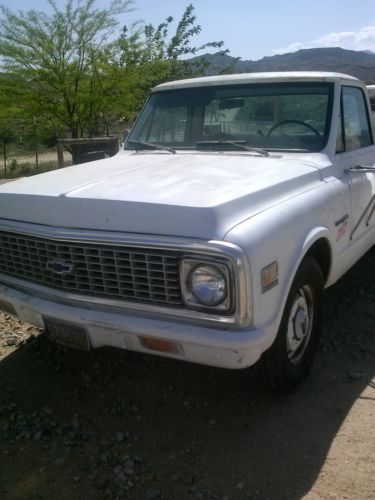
[0, 0, 133, 137]
[88, 4, 228, 125]
[0, 2, 228, 137]
[116, 4, 227, 96]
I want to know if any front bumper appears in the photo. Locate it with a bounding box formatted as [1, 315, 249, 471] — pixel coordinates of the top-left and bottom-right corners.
[0, 283, 268, 369]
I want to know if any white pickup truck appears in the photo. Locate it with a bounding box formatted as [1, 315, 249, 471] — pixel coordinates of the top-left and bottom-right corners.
[0, 71, 374, 391]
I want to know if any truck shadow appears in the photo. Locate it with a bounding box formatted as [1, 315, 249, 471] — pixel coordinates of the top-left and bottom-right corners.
[0, 251, 374, 499]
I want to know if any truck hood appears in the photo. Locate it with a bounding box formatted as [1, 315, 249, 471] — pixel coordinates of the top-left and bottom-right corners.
[0, 151, 322, 239]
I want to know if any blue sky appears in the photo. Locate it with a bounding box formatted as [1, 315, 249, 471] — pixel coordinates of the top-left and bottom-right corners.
[1, 0, 375, 60]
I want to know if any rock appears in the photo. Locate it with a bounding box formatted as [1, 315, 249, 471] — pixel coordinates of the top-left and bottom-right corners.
[357, 343, 369, 353]
[116, 432, 125, 443]
[189, 484, 205, 498]
[54, 457, 66, 466]
[33, 431, 42, 441]
[124, 466, 134, 476]
[144, 487, 162, 499]
[348, 369, 365, 380]
[115, 472, 127, 486]
[95, 476, 110, 490]
[133, 454, 143, 464]
[72, 419, 80, 430]
[114, 465, 123, 475]
[99, 452, 110, 463]
[5, 336, 18, 346]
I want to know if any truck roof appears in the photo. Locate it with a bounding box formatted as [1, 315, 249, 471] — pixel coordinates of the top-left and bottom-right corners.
[153, 71, 359, 92]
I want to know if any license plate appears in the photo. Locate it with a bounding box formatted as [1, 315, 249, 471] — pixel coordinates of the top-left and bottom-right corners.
[43, 317, 90, 351]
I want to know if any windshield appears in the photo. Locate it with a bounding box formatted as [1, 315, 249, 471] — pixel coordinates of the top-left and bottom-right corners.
[125, 82, 333, 153]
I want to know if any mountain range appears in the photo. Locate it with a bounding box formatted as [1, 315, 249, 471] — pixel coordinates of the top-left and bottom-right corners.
[191, 47, 375, 83]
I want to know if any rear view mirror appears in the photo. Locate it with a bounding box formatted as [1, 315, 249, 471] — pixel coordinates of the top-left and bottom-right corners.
[219, 98, 244, 110]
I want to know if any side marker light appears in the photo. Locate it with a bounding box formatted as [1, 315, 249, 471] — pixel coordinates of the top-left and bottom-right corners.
[139, 336, 185, 356]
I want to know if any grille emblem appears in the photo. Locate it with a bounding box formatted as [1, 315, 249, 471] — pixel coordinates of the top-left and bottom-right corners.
[46, 260, 74, 275]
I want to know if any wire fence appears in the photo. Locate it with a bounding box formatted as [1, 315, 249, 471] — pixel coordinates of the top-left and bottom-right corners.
[0, 141, 73, 178]
[0, 118, 124, 179]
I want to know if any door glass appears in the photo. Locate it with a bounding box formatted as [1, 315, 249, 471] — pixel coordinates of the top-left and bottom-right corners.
[342, 86, 372, 151]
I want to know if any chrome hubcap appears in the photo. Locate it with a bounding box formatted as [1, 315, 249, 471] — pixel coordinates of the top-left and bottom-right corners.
[286, 285, 314, 365]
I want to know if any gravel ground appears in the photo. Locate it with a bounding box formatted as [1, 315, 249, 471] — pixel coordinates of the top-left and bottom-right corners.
[0, 250, 374, 500]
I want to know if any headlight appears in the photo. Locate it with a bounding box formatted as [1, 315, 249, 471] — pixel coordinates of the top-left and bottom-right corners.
[180, 258, 232, 313]
[189, 264, 227, 306]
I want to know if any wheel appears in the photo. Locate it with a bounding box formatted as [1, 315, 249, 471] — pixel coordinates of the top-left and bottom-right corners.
[266, 120, 321, 138]
[252, 258, 324, 392]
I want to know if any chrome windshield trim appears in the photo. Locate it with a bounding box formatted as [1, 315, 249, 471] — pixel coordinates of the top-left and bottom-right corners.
[0, 220, 251, 327]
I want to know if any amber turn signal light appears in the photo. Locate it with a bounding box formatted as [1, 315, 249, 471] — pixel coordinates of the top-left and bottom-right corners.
[139, 336, 185, 356]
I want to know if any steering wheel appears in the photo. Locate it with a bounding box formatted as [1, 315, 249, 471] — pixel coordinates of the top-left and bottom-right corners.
[267, 120, 321, 138]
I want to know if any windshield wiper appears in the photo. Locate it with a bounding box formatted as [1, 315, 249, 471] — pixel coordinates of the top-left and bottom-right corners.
[127, 140, 177, 155]
[196, 140, 269, 157]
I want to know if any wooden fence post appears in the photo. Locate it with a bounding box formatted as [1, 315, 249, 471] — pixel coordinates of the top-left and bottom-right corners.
[57, 141, 64, 169]
[3, 138, 7, 177]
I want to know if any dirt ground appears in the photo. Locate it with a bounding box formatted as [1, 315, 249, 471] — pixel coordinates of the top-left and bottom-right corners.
[0, 250, 374, 500]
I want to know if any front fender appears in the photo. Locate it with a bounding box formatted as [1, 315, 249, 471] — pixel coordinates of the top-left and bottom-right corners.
[224, 185, 343, 351]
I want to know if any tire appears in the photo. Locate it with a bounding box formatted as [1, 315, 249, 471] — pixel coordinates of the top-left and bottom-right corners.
[252, 258, 324, 392]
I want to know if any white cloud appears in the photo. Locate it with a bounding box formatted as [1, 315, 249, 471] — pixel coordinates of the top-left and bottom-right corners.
[273, 26, 375, 55]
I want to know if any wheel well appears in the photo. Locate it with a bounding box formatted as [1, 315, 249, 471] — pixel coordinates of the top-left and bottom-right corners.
[304, 239, 331, 283]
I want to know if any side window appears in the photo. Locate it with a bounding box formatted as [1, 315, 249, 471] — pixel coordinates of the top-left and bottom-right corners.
[337, 86, 373, 152]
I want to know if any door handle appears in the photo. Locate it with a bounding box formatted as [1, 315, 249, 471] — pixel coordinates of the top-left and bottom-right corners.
[345, 165, 375, 173]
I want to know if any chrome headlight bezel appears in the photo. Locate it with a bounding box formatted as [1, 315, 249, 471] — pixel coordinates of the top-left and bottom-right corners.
[180, 258, 233, 314]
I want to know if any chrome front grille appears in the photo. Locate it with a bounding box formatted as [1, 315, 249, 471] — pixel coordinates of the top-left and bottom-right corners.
[0, 231, 182, 306]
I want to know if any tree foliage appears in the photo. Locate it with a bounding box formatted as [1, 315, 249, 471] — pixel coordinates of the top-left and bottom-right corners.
[118, 4, 226, 85]
[0, 1, 227, 138]
[0, 0, 134, 137]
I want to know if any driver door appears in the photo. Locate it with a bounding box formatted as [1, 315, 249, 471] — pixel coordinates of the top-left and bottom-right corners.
[335, 85, 375, 261]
